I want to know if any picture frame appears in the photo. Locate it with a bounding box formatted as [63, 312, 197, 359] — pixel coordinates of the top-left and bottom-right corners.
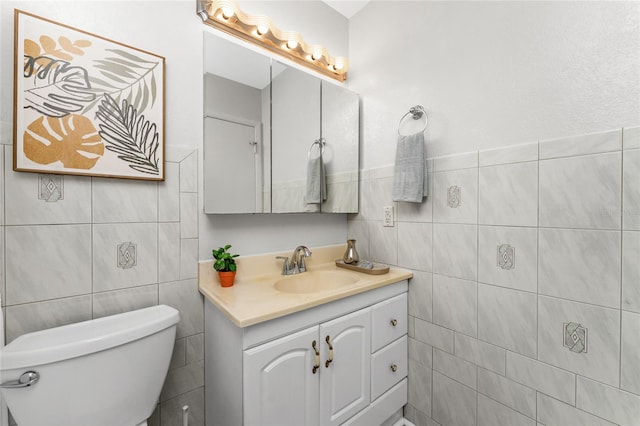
[13, 10, 165, 181]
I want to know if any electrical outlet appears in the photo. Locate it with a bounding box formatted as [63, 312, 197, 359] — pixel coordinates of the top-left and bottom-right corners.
[383, 206, 394, 227]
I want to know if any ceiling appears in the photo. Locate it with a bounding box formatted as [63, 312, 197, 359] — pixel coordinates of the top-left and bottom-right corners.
[322, 1, 370, 19]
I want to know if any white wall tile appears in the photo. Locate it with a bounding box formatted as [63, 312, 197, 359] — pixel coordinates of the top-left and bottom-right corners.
[538, 228, 621, 308]
[623, 149, 640, 230]
[433, 223, 477, 281]
[368, 221, 398, 265]
[159, 279, 203, 338]
[180, 238, 198, 280]
[477, 368, 536, 419]
[92, 223, 159, 292]
[414, 318, 454, 354]
[5, 156, 91, 224]
[623, 231, 640, 312]
[6, 224, 92, 305]
[432, 371, 477, 426]
[433, 274, 477, 337]
[479, 141, 538, 167]
[539, 129, 622, 159]
[539, 152, 621, 229]
[160, 387, 204, 426]
[346, 221, 370, 261]
[159, 222, 181, 283]
[433, 348, 477, 389]
[409, 337, 433, 367]
[180, 193, 198, 239]
[621, 310, 640, 395]
[478, 226, 537, 292]
[92, 177, 158, 223]
[398, 222, 432, 271]
[506, 351, 576, 405]
[358, 177, 394, 221]
[159, 162, 180, 222]
[434, 151, 478, 172]
[179, 151, 198, 193]
[576, 376, 640, 426]
[478, 284, 537, 357]
[433, 168, 478, 224]
[186, 333, 205, 363]
[479, 161, 538, 226]
[5, 295, 92, 343]
[161, 360, 205, 402]
[92, 284, 158, 319]
[477, 394, 535, 426]
[538, 295, 620, 387]
[408, 358, 432, 415]
[455, 333, 506, 376]
[623, 126, 640, 150]
[408, 271, 433, 321]
[537, 392, 616, 426]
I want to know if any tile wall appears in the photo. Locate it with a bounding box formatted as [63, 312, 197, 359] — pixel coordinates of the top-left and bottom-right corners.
[0, 146, 203, 426]
[348, 127, 640, 426]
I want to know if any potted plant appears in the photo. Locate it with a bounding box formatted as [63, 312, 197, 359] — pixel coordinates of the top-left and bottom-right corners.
[212, 244, 239, 287]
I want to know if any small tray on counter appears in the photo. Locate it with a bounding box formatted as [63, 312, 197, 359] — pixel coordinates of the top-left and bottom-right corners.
[335, 259, 390, 275]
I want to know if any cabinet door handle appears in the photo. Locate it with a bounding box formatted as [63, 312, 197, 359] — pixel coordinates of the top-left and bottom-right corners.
[390, 363, 398, 373]
[325, 335, 334, 368]
[312, 340, 320, 374]
[390, 319, 398, 327]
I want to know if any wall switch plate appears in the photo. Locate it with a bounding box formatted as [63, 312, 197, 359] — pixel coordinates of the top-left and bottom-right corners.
[383, 206, 394, 227]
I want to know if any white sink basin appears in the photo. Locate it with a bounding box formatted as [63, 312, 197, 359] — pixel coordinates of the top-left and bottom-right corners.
[274, 271, 359, 294]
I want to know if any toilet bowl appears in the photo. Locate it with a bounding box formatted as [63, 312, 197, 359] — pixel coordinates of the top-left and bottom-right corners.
[0, 305, 180, 426]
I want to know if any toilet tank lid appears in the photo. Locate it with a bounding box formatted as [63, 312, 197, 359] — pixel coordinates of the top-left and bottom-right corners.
[1, 305, 180, 371]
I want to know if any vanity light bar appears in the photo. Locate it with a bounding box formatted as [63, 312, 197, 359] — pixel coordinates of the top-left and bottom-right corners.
[198, 0, 349, 82]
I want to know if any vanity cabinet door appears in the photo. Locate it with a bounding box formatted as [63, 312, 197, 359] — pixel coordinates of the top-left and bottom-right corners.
[319, 308, 371, 426]
[243, 326, 320, 426]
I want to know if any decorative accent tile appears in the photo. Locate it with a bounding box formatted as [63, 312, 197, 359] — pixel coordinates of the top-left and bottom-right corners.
[117, 242, 137, 269]
[497, 244, 515, 270]
[447, 185, 461, 208]
[39, 174, 63, 202]
[563, 322, 588, 353]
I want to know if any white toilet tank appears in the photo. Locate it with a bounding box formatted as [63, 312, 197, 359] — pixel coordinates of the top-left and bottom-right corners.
[0, 305, 180, 426]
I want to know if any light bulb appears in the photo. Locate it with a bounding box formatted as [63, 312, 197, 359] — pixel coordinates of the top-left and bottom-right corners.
[221, 7, 234, 19]
[286, 40, 298, 49]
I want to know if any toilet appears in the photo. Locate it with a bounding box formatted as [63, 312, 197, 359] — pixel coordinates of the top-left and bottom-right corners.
[0, 305, 180, 426]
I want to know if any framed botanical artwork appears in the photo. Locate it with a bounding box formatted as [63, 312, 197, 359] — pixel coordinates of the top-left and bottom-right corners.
[13, 10, 165, 180]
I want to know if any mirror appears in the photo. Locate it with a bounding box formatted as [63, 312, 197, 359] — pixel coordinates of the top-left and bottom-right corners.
[203, 31, 359, 213]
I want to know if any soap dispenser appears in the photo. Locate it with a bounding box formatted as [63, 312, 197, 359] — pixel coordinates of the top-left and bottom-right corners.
[342, 239, 359, 264]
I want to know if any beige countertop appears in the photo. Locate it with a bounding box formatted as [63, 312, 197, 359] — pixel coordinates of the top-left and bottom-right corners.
[198, 245, 413, 328]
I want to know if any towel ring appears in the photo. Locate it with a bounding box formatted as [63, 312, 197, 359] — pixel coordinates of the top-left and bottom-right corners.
[398, 105, 428, 136]
[308, 138, 325, 159]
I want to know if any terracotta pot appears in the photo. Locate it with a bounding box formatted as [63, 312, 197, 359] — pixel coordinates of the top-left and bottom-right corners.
[218, 271, 236, 287]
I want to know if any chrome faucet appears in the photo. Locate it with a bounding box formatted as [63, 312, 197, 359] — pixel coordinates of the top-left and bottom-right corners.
[276, 245, 312, 275]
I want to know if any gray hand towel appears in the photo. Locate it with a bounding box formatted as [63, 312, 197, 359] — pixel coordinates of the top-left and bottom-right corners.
[305, 154, 327, 208]
[392, 132, 428, 203]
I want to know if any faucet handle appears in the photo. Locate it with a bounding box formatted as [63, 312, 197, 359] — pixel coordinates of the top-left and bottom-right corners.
[275, 256, 289, 275]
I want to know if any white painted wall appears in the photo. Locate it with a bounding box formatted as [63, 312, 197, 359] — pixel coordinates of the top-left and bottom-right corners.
[349, 1, 640, 167]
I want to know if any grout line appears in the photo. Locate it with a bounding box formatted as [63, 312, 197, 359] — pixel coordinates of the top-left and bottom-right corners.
[536, 139, 540, 361]
[619, 148, 624, 389]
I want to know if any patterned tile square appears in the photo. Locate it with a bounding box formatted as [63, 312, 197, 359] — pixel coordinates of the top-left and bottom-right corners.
[538, 295, 620, 387]
[92, 177, 158, 223]
[538, 228, 621, 308]
[433, 223, 477, 281]
[6, 224, 92, 304]
[92, 223, 158, 292]
[478, 161, 538, 226]
[5, 149, 91, 225]
[478, 284, 537, 357]
[433, 274, 477, 337]
[478, 226, 537, 292]
[539, 152, 621, 229]
[398, 222, 432, 271]
[433, 168, 478, 224]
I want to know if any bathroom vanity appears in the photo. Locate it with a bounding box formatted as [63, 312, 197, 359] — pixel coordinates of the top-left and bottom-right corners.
[199, 246, 412, 426]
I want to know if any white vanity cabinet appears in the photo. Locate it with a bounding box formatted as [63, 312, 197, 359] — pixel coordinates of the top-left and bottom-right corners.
[204, 280, 408, 426]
